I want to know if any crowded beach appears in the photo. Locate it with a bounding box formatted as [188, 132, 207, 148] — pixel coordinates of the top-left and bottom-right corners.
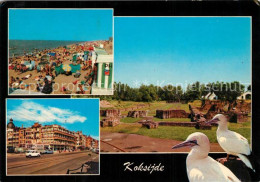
[9, 39, 113, 95]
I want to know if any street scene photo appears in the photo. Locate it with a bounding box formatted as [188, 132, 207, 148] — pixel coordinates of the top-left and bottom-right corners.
[6, 98, 100, 175]
[8, 9, 113, 95]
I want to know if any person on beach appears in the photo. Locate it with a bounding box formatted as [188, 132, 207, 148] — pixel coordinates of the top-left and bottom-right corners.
[9, 76, 16, 87]
[41, 77, 53, 94]
[36, 79, 44, 92]
[22, 74, 32, 80]
[16, 64, 20, 72]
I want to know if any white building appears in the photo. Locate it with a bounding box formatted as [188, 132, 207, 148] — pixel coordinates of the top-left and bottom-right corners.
[91, 47, 113, 95]
[237, 91, 251, 100]
[202, 92, 218, 100]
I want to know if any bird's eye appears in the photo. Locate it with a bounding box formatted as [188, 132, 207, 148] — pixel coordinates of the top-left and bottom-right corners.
[190, 140, 198, 145]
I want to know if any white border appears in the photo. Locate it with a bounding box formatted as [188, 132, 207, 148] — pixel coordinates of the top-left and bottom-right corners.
[7, 8, 114, 96]
[6, 98, 100, 176]
[101, 16, 252, 155]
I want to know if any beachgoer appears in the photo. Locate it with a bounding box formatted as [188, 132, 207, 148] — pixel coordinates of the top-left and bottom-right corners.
[41, 78, 52, 94]
[22, 74, 32, 80]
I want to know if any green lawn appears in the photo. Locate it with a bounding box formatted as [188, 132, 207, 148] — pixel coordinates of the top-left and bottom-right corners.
[101, 121, 251, 143]
[119, 117, 191, 123]
[152, 117, 191, 122]
[101, 101, 190, 117]
[120, 117, 142, 123]
[188, 100, 202, 107]
[100, 100, 251, 143]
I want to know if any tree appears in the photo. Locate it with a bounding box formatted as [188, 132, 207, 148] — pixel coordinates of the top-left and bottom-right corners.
[247, 85, 251, 91]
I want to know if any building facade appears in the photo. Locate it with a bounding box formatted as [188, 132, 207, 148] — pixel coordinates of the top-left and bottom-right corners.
[6, 119, 98, 151]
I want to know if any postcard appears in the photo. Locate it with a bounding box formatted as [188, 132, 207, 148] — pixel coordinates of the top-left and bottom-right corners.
[1, 1, 260, 182]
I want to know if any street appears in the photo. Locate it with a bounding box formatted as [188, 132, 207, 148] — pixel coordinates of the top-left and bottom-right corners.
[7, 150, 99, 175]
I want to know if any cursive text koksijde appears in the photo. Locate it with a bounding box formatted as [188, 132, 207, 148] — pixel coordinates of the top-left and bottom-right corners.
[123, 162, 164, 174]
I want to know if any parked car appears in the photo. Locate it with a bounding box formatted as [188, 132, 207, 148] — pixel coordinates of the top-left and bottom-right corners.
[44, 149, 54, 154]
[7, 146, 15, 153]
[26, 150, 41, 158]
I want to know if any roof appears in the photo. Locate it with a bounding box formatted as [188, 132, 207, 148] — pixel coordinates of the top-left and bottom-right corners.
[32, 122, 42, 128]
[203, 92, 217, 100]
[95, 47, 108, 55]
[7, 120, 15, 129]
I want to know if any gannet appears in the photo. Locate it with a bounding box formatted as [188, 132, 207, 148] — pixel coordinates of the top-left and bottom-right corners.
[172, 132, 240, 182]
[208, 114, 254, 171]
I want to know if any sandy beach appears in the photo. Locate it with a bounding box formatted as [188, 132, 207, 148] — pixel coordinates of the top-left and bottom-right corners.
[9, 40, 113, 95]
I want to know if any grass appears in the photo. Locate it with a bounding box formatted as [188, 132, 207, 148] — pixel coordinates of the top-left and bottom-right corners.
[120, 116, 191, 123]
[102, 101, 190, 117]
[101, 121, 251, 143]
[120, 117, 142, 123]
[188, 100, 202, 107]
[101, 123, 141, 133]
[100, 100, 251, 143]
[152, 118, 191, 122]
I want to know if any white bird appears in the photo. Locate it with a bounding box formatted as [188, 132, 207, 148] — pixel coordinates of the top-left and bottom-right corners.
[172, 132, 240, 182]
[208, 114, 254, 171]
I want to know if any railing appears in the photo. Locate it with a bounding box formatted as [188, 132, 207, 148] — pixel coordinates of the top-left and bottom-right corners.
[53, 130, 75, 138]
[66, 163, 90, 174]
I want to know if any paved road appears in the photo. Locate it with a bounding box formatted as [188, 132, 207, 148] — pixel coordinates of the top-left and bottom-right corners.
[7, 151, 99, 175]
[101, 131, 224, 153]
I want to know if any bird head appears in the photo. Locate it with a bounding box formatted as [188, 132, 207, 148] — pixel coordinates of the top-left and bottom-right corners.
[207, 114, 228, 126]
[172, 132, 210, 150]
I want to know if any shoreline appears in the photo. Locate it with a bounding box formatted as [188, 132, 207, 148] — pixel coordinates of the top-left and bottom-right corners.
[9, 40, 98, 58]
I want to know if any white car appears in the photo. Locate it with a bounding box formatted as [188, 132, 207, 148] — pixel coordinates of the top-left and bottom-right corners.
[26, 150, 41, 158]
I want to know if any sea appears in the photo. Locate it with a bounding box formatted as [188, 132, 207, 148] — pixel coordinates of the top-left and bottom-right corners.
[9, 40, 85, 57]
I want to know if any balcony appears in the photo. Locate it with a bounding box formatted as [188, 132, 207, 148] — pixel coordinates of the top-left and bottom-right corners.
[53, 136, 76, 143]
[53, 130, 75, 138]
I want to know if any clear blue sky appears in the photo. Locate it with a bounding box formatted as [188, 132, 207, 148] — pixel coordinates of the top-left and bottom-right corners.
[9, 9, 113, 41]
[114, 17, 251, 87]
[7, 99, 99, 139]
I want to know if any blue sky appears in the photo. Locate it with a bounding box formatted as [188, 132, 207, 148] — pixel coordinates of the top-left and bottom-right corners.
[114, 17, 251, 87]
[9, 9, 113, 41]
[7, 99, 99, 139]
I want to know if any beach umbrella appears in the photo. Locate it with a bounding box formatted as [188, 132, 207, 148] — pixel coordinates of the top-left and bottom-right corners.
[41, 55, 50, 62]
[62, 64, 71, 72]
[86, 46, 94, 51]
[47, 53, 56, 57]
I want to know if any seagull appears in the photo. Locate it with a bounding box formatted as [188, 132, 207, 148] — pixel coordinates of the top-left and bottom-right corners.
[172, 132, 240, 182]
[207, 114, 254, 171]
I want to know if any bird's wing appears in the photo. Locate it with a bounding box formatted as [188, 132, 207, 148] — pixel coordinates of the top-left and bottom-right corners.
[188, 157, 240, 182]
[217, 130, 251, 155]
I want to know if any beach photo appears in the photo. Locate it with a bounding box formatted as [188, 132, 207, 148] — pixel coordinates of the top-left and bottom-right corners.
[6, 98, 100, 175]
[96, 17, 252, 153]
[8, 9, 113, 95]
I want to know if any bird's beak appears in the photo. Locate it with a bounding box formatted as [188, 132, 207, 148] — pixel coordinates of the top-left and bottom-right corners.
[206, 118, 219, 124]
[172, 140, 197, 149]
